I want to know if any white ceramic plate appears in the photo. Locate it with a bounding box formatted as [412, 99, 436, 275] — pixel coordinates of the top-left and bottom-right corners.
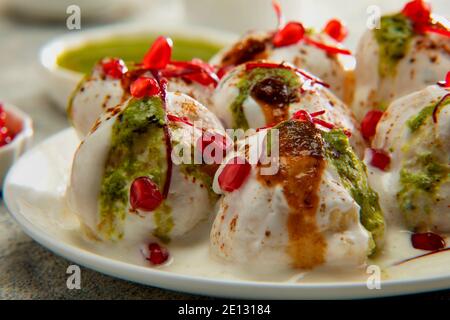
[4, 128, 450, 299]
[40, 24, 237, 110]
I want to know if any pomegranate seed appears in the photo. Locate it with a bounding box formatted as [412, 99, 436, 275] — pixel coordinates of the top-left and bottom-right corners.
[0, 105, 13, 147]
[411, 232, 446, 251]
[101, 58, 126, 79]
[0, 128, 12, 147]
[147, 243, 169, 265]
[130, 177, 163, 212]
[323, 19, 348, 42]
[218, 157, 251, 192]
[437, 71, 450, 88]
[0, 103, 6, 127]
[197, 131, 229, 161]
[130, 77, 161, 98]
[273, 22, 305, 47]
[369, 148, 390, 171]
[361, 110, 383, 140]
[304, 36, 351, 55]
[217, 65, 232, 79]
[142, 36, 173, 69]
[402, 0, 431, 27]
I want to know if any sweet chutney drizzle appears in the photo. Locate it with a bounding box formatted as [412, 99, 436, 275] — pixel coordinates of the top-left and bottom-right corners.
[257, 120, 326, 269]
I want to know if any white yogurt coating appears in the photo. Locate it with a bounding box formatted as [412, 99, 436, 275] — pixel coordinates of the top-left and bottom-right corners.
[352, 15, 450, 121]
[68, 61, 126, 138]
[69, 63, 216, 139]
[67, 92, 226, 246]
[210, 128, 371, 271]
[167, 77, 215, 110]
[210, 31, 355, 104]
[365, 85, 450, 231]
[211, 62, 366, 156]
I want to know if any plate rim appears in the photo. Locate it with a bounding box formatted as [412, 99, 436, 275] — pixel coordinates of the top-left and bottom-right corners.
[3, 128, 450, 299]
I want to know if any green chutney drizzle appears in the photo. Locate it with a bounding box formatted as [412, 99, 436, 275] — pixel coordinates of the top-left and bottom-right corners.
[374, 13, 414, 78]
[322, 129, 385, 253]
[397, 99, 450, 230]
[98, 97, 173, 241]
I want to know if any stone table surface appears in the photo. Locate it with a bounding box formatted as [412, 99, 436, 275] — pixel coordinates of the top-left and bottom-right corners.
[0, 3, 449, 301]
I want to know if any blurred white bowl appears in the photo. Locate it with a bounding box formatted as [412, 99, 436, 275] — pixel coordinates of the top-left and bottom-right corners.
[0, 103, 33, 188]
[4, 0, 137, 21]
[183, 0, 303, 33]
[40, 24, 237, 111]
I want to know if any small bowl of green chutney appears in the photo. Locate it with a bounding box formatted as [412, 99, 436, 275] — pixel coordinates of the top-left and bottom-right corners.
[40, 24, 237, 110]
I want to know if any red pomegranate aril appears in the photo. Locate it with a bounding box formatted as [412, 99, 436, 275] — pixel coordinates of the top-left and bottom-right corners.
[217, 65, 232, 79]
[411, 232, 446, 251]
[0, 104, 6, 127]
[361, 110, 383, 140]
[218, 157, 251, 192]
[438, 71, 450, 88]
[147, 243, 169, 265]
[0, 104, 13, 147]
[402, 0, 431, 26]
[273, 22, 305, 47]
[142, 36, 173, 69]
[130, 177, 163, 212]
[197, 131, 229, 160]
[130, 77, 161, 98]
[0, 127, 12, 147]
[323, 19, 348, 42]
[101, 58, 126, 79]
[369, 148, 391, 171]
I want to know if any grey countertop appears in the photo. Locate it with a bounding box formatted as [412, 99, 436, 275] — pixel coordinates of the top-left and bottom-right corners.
[0, 4, 449, 301]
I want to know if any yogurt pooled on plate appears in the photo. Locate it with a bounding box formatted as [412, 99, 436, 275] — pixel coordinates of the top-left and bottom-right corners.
[366, 81, 450, 232]
[211, 118, 385, 270]
[67, 91, 225, 247]
[352, 0, 450, 120]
